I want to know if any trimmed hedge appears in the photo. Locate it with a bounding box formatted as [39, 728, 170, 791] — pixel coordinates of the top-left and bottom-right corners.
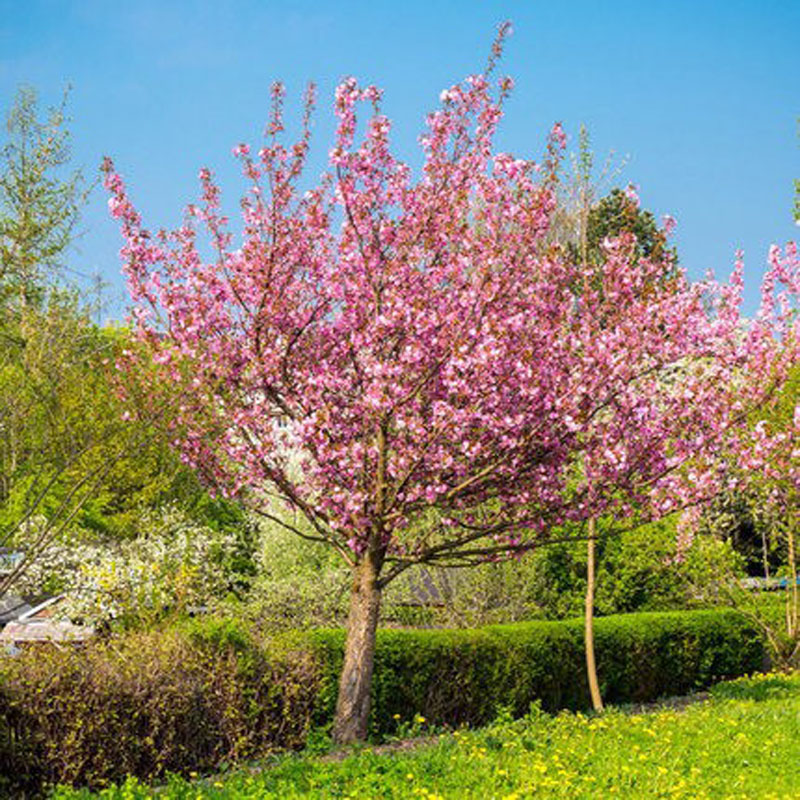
[0, 608, 765, 793]
[309, 608, 765, 736]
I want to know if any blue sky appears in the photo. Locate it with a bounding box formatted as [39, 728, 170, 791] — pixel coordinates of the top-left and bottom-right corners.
[1, 0, 798, 318]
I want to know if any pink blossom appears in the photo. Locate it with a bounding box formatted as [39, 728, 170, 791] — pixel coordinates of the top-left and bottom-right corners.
[624, 182, 640, 208]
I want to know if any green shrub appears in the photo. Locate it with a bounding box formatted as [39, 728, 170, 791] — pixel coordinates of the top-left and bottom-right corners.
[0, 620, 320, 795]
[309, 608, 765, 736]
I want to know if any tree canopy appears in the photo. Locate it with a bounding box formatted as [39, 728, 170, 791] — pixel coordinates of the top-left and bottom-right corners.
[104, 29, 799, 741]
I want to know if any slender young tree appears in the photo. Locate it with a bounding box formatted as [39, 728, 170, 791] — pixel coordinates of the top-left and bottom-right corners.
[105, 29, 798, 741]
[0, 86, 87, 307]
[570, 124, 604, 713]
[560, 127, 677, 713]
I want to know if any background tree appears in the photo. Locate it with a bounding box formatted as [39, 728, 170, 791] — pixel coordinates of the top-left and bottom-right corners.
[0, 300, 147, 596]
[0, 88, 252, 604]
[0, 86, 87, 308]
[578, 186, 674, 266]
[0, 295, 256, 601]
[688, 357, 799, 668]
[105, 30, 798, 742]
[547, 127, 675, 270]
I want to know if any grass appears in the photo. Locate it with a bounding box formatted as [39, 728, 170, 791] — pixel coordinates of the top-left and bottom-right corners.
[53, 671, 800, 799]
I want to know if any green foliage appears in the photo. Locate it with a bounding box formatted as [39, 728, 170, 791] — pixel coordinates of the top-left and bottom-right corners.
[53, 671, 800, 799]
[0, 86, 88, 307]
[0, 295, 254, 602]
[0, 86, 248, 597]
[582, 187, 674, 265]
[308, 608, 763, 737]
[0, 296, 134, 583]
[593, 519, 738, 614]
[0, 621, 320, 794]
[234, 511, 735, 632]
[382, 517, 736, 626]
[233, 515, 349, 630]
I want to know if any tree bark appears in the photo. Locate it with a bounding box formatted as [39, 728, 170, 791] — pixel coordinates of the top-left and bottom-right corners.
[786, 519, 798, 642]
[585, 518, 604, 712]
[333, 551, 383, 744]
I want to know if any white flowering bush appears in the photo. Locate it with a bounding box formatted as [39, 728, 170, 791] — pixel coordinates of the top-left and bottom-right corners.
[13, 505, 251, 627]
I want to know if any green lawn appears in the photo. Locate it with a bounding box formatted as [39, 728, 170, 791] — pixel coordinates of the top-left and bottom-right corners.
[54, 671, 800, 800]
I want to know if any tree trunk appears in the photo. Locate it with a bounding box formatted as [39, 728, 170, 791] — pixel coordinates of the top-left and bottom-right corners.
[333, 551, 383, 744]
[585, 518, 604, 712]
[786, 520, 798, 642]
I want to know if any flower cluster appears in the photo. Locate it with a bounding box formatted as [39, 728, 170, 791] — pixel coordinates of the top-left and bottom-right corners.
[15, 505, 244, 625]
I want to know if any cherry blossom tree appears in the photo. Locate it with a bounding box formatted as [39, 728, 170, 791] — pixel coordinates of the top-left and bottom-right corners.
[685, 268, 799, 668]
[738, 397, 799, 667]
[104, 29, 798, 741]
